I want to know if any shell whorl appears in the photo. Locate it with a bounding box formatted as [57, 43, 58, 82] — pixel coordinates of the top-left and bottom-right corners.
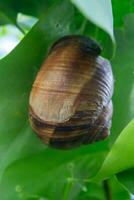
[29, 35, 113, 149]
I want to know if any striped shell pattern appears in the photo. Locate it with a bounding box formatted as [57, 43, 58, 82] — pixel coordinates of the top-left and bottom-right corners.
[29, 35, 114, 149]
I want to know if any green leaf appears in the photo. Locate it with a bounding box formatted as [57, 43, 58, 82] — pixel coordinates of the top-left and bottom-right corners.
[0, 0, 115, 58]
[0, 148, 107, 200]
[93, 119, 134, 181]
[109, 177, 130, 200]
[117, 168, 134, 195]
[0, 11, 14, 25]
[71, 0, 115, 43]
[0, 0, 55, 25]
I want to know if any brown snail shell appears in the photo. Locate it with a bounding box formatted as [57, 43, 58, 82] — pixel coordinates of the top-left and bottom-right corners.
[29, 35, 114, 149]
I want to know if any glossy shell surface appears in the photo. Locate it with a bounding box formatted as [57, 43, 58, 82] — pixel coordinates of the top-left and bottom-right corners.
[29, 35, 114, 149]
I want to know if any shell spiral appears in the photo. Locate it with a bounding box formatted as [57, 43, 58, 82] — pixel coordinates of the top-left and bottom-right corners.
[29, 35, 114, 149]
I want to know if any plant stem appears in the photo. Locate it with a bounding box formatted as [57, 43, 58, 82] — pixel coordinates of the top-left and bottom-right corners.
[103, 179, 112, 200]
[63, 178, 73, 200]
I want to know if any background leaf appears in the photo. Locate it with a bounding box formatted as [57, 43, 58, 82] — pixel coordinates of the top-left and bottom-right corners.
[117, 168, 134, 195]
[71, 0, 115, 58]
[110, 13, 134, 143]
[0, 0, 55, 25]
[112, 0, 134, 27]
[92, 13, 134, 183]
[94, 119, 134, 181]
[77, 177, 130, 200]
[71, 0, 114, 42]
[0, 148, 107, 200]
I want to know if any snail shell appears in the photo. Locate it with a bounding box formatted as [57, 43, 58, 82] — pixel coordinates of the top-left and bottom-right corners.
[29, 35, 114, 149]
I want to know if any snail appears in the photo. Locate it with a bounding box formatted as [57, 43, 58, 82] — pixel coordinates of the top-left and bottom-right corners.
[29, 35, 114, 149]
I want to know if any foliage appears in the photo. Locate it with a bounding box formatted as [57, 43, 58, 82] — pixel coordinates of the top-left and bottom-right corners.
[0, 0, 134, 199]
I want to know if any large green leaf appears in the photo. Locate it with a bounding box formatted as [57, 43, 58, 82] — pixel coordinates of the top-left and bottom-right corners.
[93, 119, 134, 181]
[0, 0, 75, 179]
[0, 150, 130, 200]
[0, 149, 106, 200]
